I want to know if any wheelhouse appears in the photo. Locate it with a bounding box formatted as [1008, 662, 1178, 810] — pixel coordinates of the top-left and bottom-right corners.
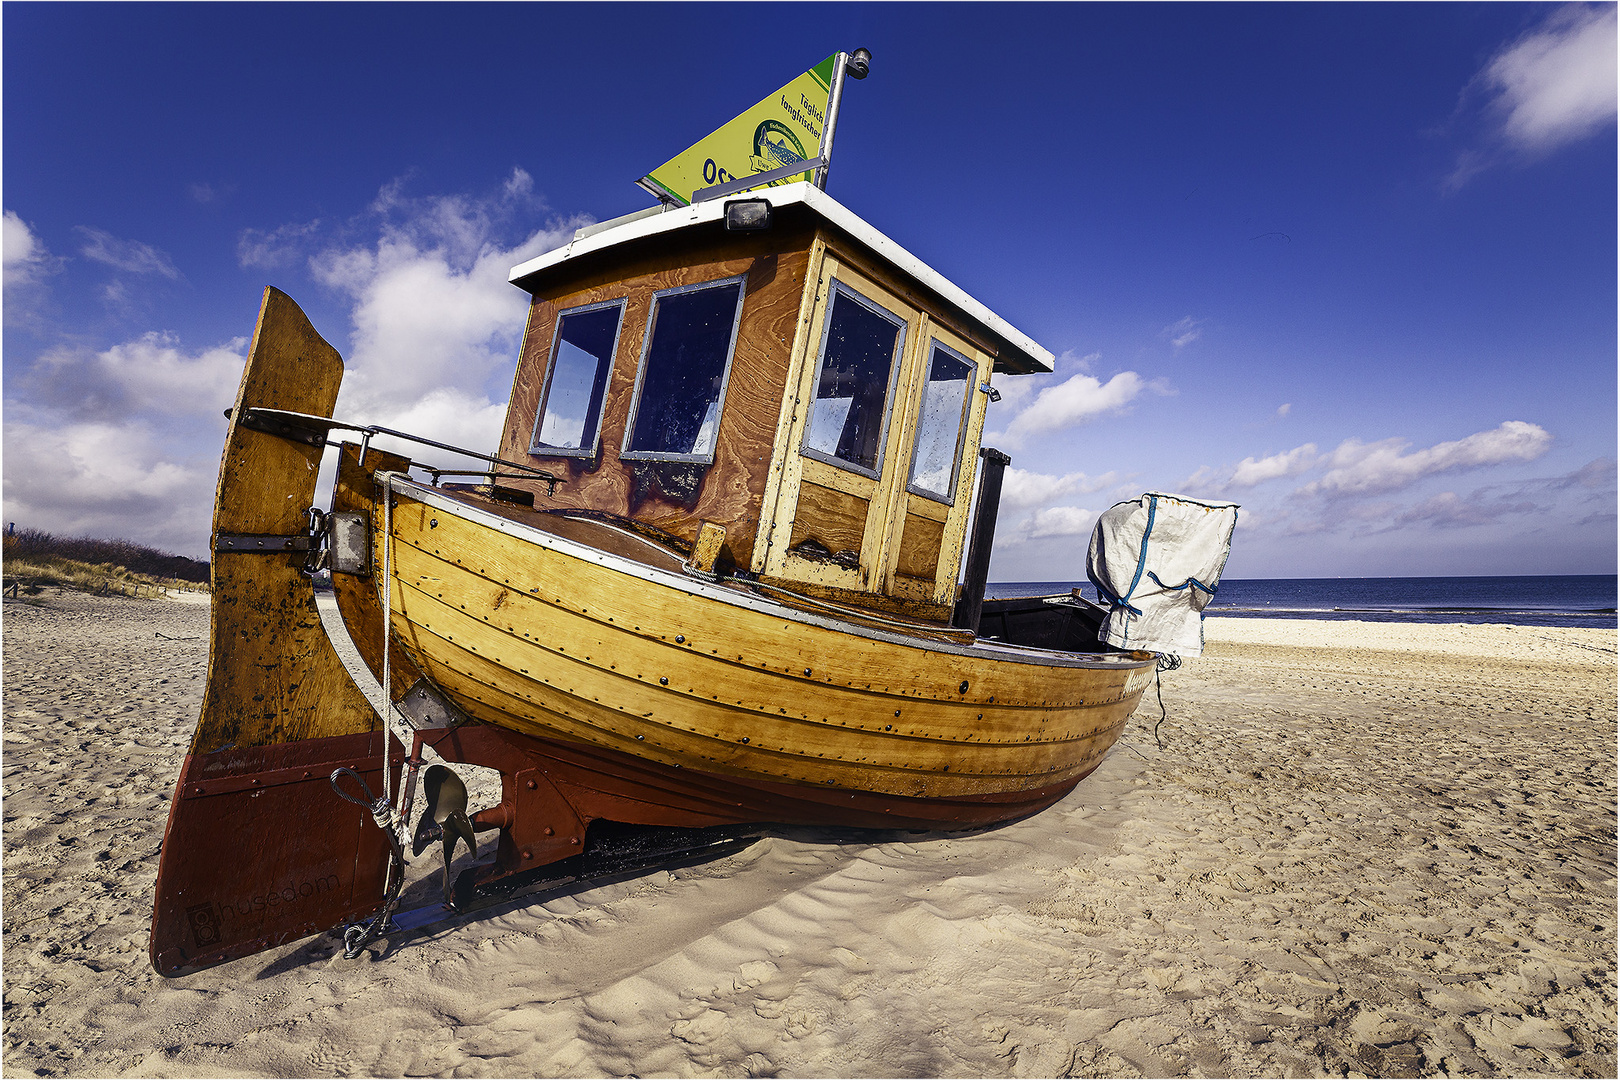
[499, 182, 1052, 624]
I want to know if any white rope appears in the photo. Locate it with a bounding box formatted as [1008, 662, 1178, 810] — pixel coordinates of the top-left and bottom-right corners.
[379, 472, 398, 817]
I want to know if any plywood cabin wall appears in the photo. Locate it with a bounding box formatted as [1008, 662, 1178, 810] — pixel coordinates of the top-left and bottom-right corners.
[498, 226, 818, 571]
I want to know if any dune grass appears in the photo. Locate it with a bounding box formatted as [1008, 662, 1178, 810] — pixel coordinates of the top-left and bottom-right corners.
[2, 528, 210, 600]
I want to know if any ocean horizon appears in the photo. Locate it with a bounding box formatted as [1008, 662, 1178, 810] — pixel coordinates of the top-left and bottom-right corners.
[986, 574, 1618, 629]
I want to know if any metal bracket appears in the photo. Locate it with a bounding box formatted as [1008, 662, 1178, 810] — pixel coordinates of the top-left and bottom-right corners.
[239, 407, 562, 493]
[327, 512, 372, 577]
[395, 678, 468, 731]
[235, 408, 329, 448]
[690, 157, 827, 205]
[215, 533, 314, 553]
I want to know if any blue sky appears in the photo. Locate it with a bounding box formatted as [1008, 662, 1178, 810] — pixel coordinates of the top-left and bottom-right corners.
[5, 3, 1615, 579]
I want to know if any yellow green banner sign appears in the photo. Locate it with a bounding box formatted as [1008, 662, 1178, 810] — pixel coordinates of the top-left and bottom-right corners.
[637, 54, 839, 207]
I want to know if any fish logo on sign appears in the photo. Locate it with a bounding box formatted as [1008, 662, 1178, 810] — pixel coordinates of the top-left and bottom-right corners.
[751, 120, 809, 175]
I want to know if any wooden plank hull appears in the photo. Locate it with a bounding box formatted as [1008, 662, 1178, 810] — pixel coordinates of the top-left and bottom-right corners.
[340, 472, 1156, 828]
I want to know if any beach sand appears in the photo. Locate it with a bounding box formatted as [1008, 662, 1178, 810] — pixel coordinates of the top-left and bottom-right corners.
[3, 589, 1614, 1078]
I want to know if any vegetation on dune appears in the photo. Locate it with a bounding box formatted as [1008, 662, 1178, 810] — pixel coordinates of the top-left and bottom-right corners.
[2, 528, 210, 600]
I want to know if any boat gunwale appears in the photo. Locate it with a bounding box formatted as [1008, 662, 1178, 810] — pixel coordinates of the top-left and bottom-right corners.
[379, 471, 1156, 674]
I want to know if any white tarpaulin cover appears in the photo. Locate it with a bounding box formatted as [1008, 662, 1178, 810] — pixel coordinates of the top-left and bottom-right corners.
[1086, 491, 1239, 657]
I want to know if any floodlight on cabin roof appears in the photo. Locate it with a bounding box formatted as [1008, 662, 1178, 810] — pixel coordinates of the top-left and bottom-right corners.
[723, 198, 772, 232]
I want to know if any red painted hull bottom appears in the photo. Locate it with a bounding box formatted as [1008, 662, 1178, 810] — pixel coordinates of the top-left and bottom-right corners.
[150, 721, 1096, 976]
[149, 730, 404, 977]
[426, 723, 1097, 897]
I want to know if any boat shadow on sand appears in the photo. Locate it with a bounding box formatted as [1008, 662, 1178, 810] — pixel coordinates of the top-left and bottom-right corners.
[248, 819, 1008, 980]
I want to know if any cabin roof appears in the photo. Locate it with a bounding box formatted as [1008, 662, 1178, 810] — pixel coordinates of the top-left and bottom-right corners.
[507, 182, 1055, 375]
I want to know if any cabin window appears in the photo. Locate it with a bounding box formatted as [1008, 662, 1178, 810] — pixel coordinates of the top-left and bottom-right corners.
[801, 282, 907, 478]
[621, 277, 747, 463]
[529, 298, 626, 458]
[905, 341, 976, 502]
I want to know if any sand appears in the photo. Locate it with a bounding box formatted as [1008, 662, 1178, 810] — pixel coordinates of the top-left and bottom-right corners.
[3, 589, 1614, 1078]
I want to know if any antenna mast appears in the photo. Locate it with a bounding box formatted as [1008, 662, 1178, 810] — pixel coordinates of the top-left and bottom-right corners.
[815, 48, 871, 191]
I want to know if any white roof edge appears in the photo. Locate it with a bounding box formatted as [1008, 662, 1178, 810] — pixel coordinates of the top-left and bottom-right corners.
[507, 182, 1055, 374]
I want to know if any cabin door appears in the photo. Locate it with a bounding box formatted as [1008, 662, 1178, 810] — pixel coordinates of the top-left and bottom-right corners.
[756, 253, 994, 611]
[883, 321, 994, 606]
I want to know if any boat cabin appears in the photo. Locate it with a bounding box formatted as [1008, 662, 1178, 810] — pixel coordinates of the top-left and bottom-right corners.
[497, 182, 1052, 624]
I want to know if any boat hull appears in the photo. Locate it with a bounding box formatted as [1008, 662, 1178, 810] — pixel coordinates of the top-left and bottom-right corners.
[335, 466, 1157, 831]
[150, 286, 1158, 977]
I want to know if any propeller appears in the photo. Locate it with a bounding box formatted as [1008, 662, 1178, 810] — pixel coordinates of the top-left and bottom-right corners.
[412, 764, 477, 903]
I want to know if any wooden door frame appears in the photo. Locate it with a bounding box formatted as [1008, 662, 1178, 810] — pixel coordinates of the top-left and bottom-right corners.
[755, 251, 924, 592]
[882, 321, 995, 606]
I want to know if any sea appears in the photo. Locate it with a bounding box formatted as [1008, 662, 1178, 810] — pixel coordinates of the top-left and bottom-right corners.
[985, 575, 1617, 629]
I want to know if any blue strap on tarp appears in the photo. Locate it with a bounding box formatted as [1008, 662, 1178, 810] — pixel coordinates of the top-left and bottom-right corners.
[1147, 571, 1217, 596]
[1093, 585, 1142, 617]
[1097, 495, 1159, 648]
[1116, 495, 1157, 608]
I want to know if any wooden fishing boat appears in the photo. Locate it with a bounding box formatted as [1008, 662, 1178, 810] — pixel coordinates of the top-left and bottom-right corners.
[148, 180, 1164, 978]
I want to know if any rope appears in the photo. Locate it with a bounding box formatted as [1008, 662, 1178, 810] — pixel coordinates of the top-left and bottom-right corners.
[1151, 653, 1181, 750]
[380, 473, 395, 811]
[374, 473, 417, 854]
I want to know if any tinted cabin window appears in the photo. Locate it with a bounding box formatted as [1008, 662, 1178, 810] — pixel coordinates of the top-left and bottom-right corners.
[906, 342, 975, 501]
[623, 278, 746, 462]
[802, 283, 906, 476]
[531, 300, 624, 456]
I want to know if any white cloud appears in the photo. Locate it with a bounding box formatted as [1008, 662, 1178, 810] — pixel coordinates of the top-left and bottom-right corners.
[29, 334, 246, 422]
[1179, 464, 1220, 494]
[1181, 442, 1318, 494]
[188, 182, 236, 205]
[1000, 467, 1121, 509]
[1275, 403, 1292, 418]
[309, 171, 583, 458]
[1023, 506, 1098, 540]
[1280, 498, 1403, 536]
[1298, 421, 1552, 498]
[986, 349, 1095, 418]
[1, 408, 220, 556]
[1449, 4, 1618, 187]
[4, 332, 245, 556]
[504, 167, 536, 200]
[4, 211, 60, 329]
[363, 388, 512, 467]
[995, 462, 1120, 547]
[1554, 456, 1618, 490]
[1001, 370, 1144, 443]
[1484, 4, 1617, 153]
[4, 210, 53, 287]
[1393, 491, 1540, 529]
[238, 220, 322, 269]
[3, 170, 586, 556]
[1162, 316, 1203, 349]
[101, 280, 132, 310]
[1230, 443, 1319, 488]
[75, 226, 181, 279]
